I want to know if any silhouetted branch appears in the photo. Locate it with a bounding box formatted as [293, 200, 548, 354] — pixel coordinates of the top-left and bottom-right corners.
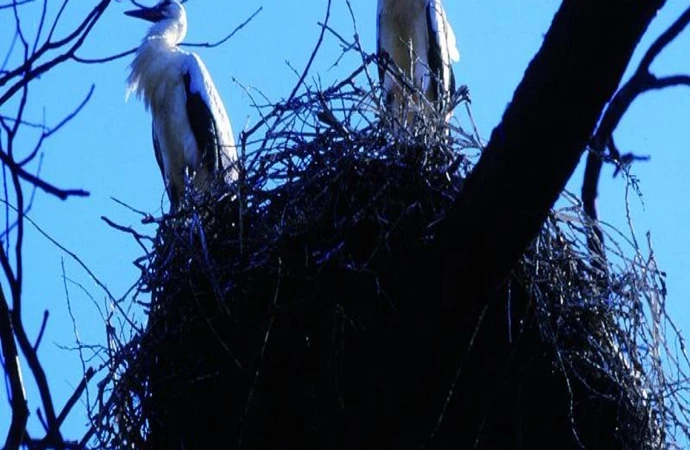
[57, 367, 96, 428]
[101, 216, 153, 253]
[18, 84, 95, 167]
[0, 1, 115, 447]
[75, 4, 262, 65]
[0, 1, 111, 106]
[0, 286, 28, 449]
[240, 0, 333, 155]
[72, 48, 137, 65]
[32, 310, 49, 351]
[582, 5, 690, 267]
[0, 0, 35, 9]
[183, 6, 262, 49]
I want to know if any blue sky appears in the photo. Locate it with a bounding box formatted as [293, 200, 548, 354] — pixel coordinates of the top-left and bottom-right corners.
[1, 0, 689, 444]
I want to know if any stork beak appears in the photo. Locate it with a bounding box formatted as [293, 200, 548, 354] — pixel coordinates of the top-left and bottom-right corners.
[124, 5, 165, 23]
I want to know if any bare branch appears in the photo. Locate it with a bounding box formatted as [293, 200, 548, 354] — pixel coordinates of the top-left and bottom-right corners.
[582, 5, 690, 268]
[32, 310, 49, 351]
[0, 286, 28, 449]
[182, 6, 262, 49]
[19, 84, 95, 167]
[0, 1, 111, 106]
[240, 0, 333, 154]
[101, 216, 153, 253]
[72, 47, 136, 65]
[0, 0, 35, 9]
[56, 367, 95, 428]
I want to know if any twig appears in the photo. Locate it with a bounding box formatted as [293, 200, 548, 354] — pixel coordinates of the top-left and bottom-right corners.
[0, 286, 29, 449]
[183, 7, 262, 49]
[101, 216, 153, 253]
[582, 5, 690, 270]
[32, 310, 49, 351]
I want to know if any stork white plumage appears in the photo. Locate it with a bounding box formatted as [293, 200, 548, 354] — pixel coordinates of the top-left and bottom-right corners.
[125, 0, 237, 209]
[377, 0, 460, 122]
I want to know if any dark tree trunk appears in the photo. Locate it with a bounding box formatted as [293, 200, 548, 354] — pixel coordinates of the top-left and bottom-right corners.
[438, 0, 665, 307]
[385, 0, 666, 447]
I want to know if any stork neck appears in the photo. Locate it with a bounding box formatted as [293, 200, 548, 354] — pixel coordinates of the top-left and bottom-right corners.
[146, 17, 187, 47]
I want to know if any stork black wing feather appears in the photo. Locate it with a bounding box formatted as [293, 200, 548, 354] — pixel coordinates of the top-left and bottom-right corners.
[183, 71, 221, 174]
[426, 2, 443, 104]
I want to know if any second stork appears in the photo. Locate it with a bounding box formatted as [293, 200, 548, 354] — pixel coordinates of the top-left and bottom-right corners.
[126, 0, 237, 209]
[377, 0, 460, 123]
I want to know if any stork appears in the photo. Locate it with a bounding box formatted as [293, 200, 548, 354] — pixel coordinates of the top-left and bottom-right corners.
[125, 0, 237, 209]
[377, 0, 460, 124]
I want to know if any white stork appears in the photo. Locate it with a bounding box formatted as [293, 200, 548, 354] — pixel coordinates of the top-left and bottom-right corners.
[377, 0, 460, 123]
[125, 0, 237, 209]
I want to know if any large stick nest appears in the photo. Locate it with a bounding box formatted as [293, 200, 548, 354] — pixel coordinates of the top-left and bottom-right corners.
[86, 58, 689, 449]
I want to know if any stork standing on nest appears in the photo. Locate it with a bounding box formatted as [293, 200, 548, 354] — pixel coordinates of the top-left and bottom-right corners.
[126, 0, 237, 209]
[377, 0, 460, 124]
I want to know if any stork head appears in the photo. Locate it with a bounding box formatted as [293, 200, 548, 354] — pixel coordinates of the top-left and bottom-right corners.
[125, 0, 187, 45]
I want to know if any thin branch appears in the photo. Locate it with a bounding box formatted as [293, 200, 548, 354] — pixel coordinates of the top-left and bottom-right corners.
[182, 7, 262, 49]
[0, 285, 28, 449]
[32, 309, 49, 351]
[72, 47, 136, 65]
[0, 0, 35, 9]
[101, 216, 153, 254]
[19, 84, 95, 167]
[240, 0, 332, 152]
[18, 209, 143, 334]
[56, 367, 95, 428]
[0, 0, 111, 106]
[581, 5, 690, 268]
[75, 5, 261, 64]
[110, 196, 148, 217]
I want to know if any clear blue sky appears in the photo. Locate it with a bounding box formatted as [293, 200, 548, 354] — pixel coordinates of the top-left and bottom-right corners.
[1, 0, 689, 444]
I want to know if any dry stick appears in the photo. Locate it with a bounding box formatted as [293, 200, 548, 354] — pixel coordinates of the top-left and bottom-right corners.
[32, 310, 49, 351]
[56, 367, 96, 428]
[18, 208, 142, 333]
[4, 54, 65, 441]
[0, 0, 36, 9]
[0, 285, 29, 449]
[18, 84, 94, 167]
[75, 6, 262, 64]
[31, 0, 48, 56]
[183, 6, 262, 49]
[0, 3, 114, 447]
[240, 0, 333, 149]
[0, 0, 111, 98]
[101, 216, 153, 253]
[582, 5, 690, 271]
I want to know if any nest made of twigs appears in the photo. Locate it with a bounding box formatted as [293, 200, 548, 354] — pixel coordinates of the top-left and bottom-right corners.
[88, 57, 688, 449]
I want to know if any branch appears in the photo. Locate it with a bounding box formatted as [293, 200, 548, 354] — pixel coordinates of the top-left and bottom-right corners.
[182, 6, 262, 49]
[72, 47, 136, 65]
[404, 0, 667, 443]
[0, 0, 35, 8]
[0, 151, 89, 199]
[75, 5, 261, 64]
[582, 5, 690, 266]
[240, 0, 332, 156]
[19, 84, 95, 167]
[438, 0, 666, 303]
[0, 1, 111, 106]
[32, 309, 48, 351]
[56, 367, 95, 428]
[101, 215, 153, 254]
[0, 286, 28, 449]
